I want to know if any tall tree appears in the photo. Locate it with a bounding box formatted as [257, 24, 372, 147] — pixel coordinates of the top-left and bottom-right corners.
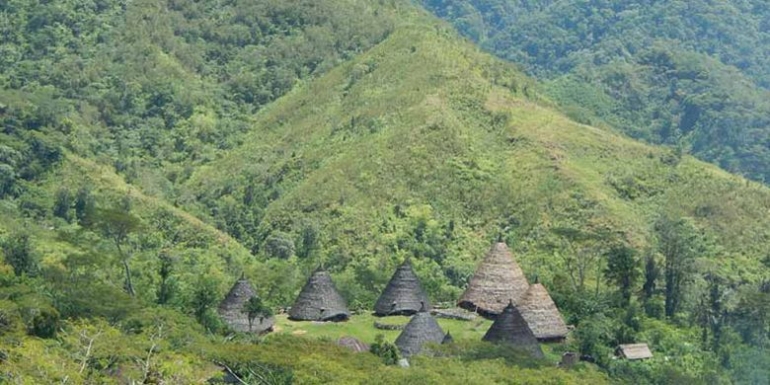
[642, 252, 660, 301]
[89, 207, 142, 296]
[243, 296, 272, 332]
[732, 281, 770, 347]
[654, 216, 703, 318]
[52, 188, 73, 221]
[2, 232, 36, 276]
[157, 251, 176, 305]
[696, 274, 726, 351]
[191, 277, 220, 331]
[604, 245, 639, 307]
[552, 225, 617, 292]
[74, 187, 96, 226]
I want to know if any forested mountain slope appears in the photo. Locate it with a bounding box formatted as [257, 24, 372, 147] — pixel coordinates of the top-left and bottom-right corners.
[422, 0, 770, 183]
[0, 0, 769, 383]
[0, 0, 402, 318]
[1, 0, 397, 201]
[182, 10, 770, 382]
[186, 20, 770, 302]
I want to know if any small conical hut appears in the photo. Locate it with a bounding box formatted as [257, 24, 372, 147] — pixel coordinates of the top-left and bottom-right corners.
[218, 278, 275, 334]
[394, 304, 445, 357]
[482, 301, 544, 358]
[458, 242, 530, 318]
[374, 259, 431, 316]
[518, 283, 569, 342]
[288, 268, 350, 322]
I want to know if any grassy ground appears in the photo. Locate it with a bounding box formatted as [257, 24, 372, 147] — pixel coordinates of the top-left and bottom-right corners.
[271, 312, 491, 343]
[269, 312, 566, 363]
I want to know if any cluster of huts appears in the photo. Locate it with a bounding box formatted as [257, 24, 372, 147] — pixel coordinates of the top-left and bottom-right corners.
[218, 241, 650, 361]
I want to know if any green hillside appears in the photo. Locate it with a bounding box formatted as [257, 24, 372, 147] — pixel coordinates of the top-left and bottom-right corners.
[181, 17, 770, 382]
[423, 0, 770, 183]
[0, 0, 769, 383]
[187, 19, 770, 298]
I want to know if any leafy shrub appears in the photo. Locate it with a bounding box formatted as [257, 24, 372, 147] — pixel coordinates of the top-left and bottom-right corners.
[370, 334, 399, 365]
[264, 231, 296, 260]
[0, 300, 21, 336]
[1, 233, 37, 277]
[17, 298, 60, 339]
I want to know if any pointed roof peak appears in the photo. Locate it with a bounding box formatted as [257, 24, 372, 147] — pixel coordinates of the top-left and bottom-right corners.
[442, 331, 454, 344]
[395, 310, 445, 357]
[288, 269, 349, 322]
[458, 242, 530, 318]
[218, 277, 275, 334]
[374, 259, 431, 316]
[519, 282, 568, 341]
[483, 299, 544, 358]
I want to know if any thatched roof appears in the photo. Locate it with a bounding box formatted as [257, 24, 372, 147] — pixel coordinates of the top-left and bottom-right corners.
[458, 242, 530, 318]
[288, 268, 349, 322]
[518, 283, 569, 342]
[394, 305, 445, 357]
[482, 301, 544, 358]
[217, 278, 275, 334]
[616, 343, 653, 360]
[374, 259, 431, 316]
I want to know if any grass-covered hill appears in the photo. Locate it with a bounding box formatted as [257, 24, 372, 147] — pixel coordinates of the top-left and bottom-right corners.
[185, 17, 770, 301]
[423, 0, 770, 183]
[1, 0, 769, 383]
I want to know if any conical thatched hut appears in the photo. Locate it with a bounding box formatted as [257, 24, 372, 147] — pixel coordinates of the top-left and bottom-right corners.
[518, 283, 569, 342]
[394, 304, 445, 357]
[288, 268, 350, 322]
[218, 278, 275, 334]
[374, 259, 431, 316]
[482, 301, 544, 358]
[458, 242, 530, 318]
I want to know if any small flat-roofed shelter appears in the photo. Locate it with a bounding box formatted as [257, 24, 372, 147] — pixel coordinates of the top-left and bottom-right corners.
[616, 343, 653, 360]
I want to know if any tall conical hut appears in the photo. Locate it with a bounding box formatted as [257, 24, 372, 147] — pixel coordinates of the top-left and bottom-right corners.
[374, 259, 431, 316]
[394, 303, 445, 357]
[518, 282, 569, 342]
[218, 277, 275, 334]
[482, 300, 544, 358]
[458, 242, 530, 318]
[289, 268, 350, 322]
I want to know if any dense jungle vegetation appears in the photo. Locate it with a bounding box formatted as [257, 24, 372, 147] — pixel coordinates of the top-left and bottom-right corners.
[423, 0, 770, 183]
[0, 0, 769, 383]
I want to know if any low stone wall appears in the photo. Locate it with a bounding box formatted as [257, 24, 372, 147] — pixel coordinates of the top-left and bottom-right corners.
[431, 309, 476, 321]
[373, 321, 405, 331]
